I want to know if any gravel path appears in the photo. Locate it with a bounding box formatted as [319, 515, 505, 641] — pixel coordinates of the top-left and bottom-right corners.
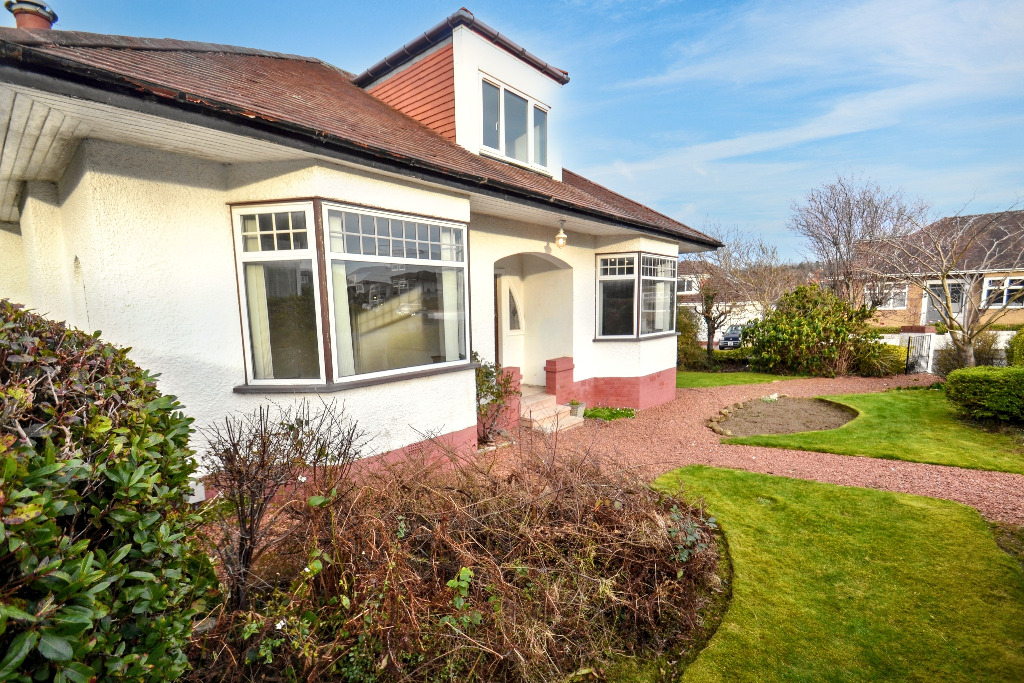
[559, 374, 1024, 525]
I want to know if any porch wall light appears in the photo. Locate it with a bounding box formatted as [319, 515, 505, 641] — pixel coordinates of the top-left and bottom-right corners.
[555, 220, 568, 248]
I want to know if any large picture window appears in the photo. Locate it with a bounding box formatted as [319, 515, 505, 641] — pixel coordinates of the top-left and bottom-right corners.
[480, 77, 549, 169]
[233, 202, 468, 386]
[596, 253, 677, 339]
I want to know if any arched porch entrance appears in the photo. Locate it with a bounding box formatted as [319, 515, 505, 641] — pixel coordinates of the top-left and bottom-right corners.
[493, 252, 573, 386]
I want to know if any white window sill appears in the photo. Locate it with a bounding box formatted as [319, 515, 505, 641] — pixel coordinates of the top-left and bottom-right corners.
[234, 362, 476, 394]
[478, 147, 553, 177]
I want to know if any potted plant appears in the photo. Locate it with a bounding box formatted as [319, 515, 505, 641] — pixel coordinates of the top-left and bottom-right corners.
[567, 398, 587, 417]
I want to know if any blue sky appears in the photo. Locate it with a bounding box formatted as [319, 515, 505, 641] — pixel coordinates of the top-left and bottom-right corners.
[20, 1, 1024, 259]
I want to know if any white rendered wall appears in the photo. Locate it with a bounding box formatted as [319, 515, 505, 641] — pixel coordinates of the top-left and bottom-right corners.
[469, 214, 679, 384]
[452, 26, 563, 181]
[16, 140, 476, 455]
[0, 227, 32, 308]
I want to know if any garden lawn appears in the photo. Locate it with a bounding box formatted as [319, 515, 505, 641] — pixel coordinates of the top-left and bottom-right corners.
[657, 466, 1024, 683]
[725, 388, 1024, 474]
[677, 371, 794, 388]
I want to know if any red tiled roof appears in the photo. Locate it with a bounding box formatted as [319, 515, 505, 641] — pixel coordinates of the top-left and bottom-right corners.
[0, 27, 718, 247]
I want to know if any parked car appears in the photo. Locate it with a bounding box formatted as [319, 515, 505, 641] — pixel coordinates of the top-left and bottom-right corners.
[719, 324, 745, 350]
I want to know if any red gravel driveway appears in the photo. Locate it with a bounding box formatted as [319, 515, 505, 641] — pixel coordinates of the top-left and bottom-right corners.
[561, 374, 1024, 525]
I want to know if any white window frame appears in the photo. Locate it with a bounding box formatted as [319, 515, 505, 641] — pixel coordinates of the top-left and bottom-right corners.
[866, 282, 908, 310]
[479, 74, 550, 172]
[596, 253, 639, 339]
[982, 276, 1024, 309]
[639, 254, 678, 337]
[232, 202, 325, 386]
[322, 201, 471, 385]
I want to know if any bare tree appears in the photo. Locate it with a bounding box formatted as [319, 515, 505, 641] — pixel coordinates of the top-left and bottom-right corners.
[681, 224, 800, 362]
[866, 209, 1024, 367]
[201, 400, 364, 610]
[789, 174, 929, 303]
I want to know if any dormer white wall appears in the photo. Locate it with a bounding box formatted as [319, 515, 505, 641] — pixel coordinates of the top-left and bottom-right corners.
[451, 26, 563, 181]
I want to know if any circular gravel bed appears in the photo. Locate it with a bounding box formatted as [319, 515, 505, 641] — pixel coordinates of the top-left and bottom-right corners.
[716, 396, 856, 437]
[548, 374, 1024, 525]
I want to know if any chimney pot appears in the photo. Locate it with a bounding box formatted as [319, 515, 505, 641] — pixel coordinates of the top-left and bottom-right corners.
[5, 1, 58, 30]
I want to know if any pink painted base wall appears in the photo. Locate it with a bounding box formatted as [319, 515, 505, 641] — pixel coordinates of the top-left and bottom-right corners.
[545, 356, 676, 410]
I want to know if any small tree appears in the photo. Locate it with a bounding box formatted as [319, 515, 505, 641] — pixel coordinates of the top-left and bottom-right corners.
[681, 224, 795, 363]
[867, 209, 1024, 367]
[788, 174, 928, 304]
[201, 400, 364, 610]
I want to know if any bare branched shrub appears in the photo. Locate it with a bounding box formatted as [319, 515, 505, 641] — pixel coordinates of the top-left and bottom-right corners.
[200, 400, 364, 610]
[188, 440, 720, 682]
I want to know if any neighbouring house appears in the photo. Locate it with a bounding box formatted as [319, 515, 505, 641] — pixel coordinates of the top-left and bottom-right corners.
[867, 211, 1024, 329]
[676, 260, 762, 347]
[0, 5, 719, 457]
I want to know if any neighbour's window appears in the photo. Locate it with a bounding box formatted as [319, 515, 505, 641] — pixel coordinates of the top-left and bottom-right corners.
[982, 277, 1024, 308]
[236, 206, 323, 382]
[480, 76, 549, 169]
[596, 253, 678, 339]
[233, 203, 468, 385]
[865, 282, 908, 310]
[326, 205, 467, 378]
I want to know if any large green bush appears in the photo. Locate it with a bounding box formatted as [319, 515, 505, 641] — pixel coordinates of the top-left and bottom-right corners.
[946, 366, 1024, 423]
[743, 286, 888, 377]
[0, 300, 212, 682]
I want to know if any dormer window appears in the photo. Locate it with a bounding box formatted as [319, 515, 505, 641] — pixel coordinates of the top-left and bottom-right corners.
[481, 77, 548, 169]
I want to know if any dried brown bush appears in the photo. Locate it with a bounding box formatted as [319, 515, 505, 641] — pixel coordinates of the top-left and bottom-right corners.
[187, 439, 720, 683]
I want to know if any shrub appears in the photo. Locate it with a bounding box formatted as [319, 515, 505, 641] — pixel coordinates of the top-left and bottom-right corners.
[473, 352, 520, 443]
[934, 321, 949, 335]
[855, 343, 908, 377]
[933, 331, 1002, 377]
[743, 286, 885, 377]
[946, 366, 1024, 423]
[990, 323, 1024, 332]
[1007, 332, 1024, 367]
[676, 308, 707, 370]
[187, 445, 720, 683]
[712, 348, 750, 371]
[0, 300, 213, 681]
[200, 401, 364, 611]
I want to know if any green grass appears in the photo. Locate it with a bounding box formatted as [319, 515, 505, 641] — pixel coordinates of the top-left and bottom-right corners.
[724, 388, 1024, 474]
[583, 406, 635, 421]
[656, 466, 1024, 682]
[677, 371, 795, 388]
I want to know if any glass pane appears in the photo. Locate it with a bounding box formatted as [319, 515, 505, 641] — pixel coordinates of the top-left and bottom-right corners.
[377, 217, 389, 237]
[243, 235, 259, 252]
[533, 107, 547, 166]
[290, 211, 306, 233]
[404, 221, 416, 239]
[508, 290, 521, 331]
[482, 81, 500, 149]
[429, 224, 440, 242]
[345, 234, 361, 254]
[362, 236, 376, 255]
[244, 260, 319, 380]
[360, 215, 375, 234]
[344, 212, 360, 233]
[260, 234, 275, 251]
[641, 280, 673, 335]
[274, 212, 291, 232]
[377, 238, 390, 257]
[600, 279, 635, 336]
[417, 223, 429, 241]
[334, 260, 467, 376]
[293, 232, 307, 250]
[276, 231, 292, 250]
[504, 90, 528, 162]
[258, 214, 273, 232]
[241, 215, 257, 233]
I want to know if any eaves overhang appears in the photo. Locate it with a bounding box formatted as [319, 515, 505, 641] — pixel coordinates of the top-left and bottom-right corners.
[0, 42, 719, 250]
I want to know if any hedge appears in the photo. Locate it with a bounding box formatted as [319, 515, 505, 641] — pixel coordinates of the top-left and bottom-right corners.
[1007, 332, 1024, 367]
[0, 300, 213, 682]
[945, 366, 1024, 423]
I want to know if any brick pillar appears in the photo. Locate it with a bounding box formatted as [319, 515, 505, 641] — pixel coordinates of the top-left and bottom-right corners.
[544, 356, 575, 402]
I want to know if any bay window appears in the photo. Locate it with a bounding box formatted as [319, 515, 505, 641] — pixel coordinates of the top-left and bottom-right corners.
[481, 77, 549, 169]
[233, 202, 468, 387]
[983, 277, 1024, 308]
[596, 253, 677, 339]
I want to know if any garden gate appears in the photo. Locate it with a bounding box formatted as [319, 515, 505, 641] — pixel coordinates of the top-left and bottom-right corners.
[904, 334, 932, 374]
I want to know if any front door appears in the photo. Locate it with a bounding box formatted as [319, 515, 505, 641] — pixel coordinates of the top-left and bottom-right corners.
[925, 283, 964, 325]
